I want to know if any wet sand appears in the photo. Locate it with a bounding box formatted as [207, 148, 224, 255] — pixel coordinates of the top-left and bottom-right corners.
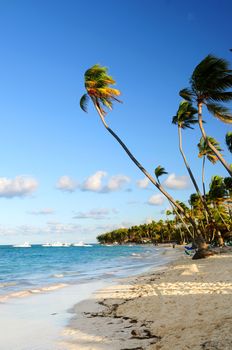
[61, 251, 232, 350]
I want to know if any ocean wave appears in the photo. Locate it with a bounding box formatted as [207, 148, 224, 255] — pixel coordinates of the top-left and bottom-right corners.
[0, 283, 68, 302]
[131, 253, 142, 258]
[0, 281, 17, 288]
[51, 273, 64, 278]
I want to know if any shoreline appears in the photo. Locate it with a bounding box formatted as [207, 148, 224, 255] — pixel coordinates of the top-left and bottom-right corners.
[0, 245, 178, 350]
[60, 250, 232, 350]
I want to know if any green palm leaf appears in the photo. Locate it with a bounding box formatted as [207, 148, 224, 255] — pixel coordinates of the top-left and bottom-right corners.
[80, 94, 89, 112]
[154, 165, 168, 180]
[225, 132, 232, 153]
[206, 103, 232, 123]
[198, 136, 222, 164]
[179, 88, 195, 102]
[172, 101, 198, 129]
[191, 55, 232, 95]
[81, 64, 121, 116]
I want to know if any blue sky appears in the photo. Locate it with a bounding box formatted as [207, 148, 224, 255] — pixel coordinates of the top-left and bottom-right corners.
[0, 0, 231, 244]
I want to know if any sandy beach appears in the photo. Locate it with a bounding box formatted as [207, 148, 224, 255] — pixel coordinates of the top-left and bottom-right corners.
[61, 249, 232, 350]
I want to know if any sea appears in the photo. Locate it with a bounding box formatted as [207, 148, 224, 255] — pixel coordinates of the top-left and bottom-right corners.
[0, 244, 179, 350]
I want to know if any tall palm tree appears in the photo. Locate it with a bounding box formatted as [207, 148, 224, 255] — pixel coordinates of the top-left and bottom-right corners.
[172, 101, 211, 223]
[225, 132, 232, 153]
[80, 64, 197, 231]
[198, 136, 223, 197]
[179, 54, 232, 176]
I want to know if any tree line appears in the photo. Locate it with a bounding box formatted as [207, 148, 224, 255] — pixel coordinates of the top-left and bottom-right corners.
[97, 175, 231, 245]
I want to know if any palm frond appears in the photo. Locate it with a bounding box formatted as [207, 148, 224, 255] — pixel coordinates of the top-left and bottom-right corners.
[190, 55, 232, 101]
[80, 94, 89, 112]
[207, 92, 232, 102]
[206, 103, 232, 123]
[82, 64, 122, 115]
[198, 136, 222, 164]
[179, 88, 194, 102]
[85, 64, 113, 83]
[172, 101, 198, 129]
[155, 165, 168, 179]
[225, 132, 232, 153]
[172, 115, 178, 125]
[100, 98, 113, 110]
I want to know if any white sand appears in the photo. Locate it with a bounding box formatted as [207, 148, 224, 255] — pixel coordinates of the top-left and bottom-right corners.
[61, 252, 232, 350]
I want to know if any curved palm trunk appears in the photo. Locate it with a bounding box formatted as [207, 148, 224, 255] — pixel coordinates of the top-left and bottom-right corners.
[178, 126, 211, 224]
[93, 100, 197, 233]
[198, 103, 232, 177]
[202, 156, 206, 198]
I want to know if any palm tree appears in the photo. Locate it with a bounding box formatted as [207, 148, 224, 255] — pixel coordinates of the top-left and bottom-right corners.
[209, 175, 230, 235]
[80, 64, 197, 231]
[154, 165, 168, 183]
[225, 132, 232, 153]
[198, 136, 223, 197]
[179, 55, 232, 176]
[172, 101, 212, 223]
[155, 164, 193, 238]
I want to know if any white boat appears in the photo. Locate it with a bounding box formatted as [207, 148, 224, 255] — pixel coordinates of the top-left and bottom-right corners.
[13, 242, 31, 248]
[72, 241, 92, 247]
[62, 242, 71, 247]
[42, 242, 71, 247]
[51, 242, 65, 247]
[41, 243, 52, 247]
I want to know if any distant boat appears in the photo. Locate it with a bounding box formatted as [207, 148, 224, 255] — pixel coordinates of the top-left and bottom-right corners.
[13, 242, 31, 248]
[62, 242, 71, 247]
[42, 242, 71, 247]
[51, 242, 66, 247]
[41, 243, 52, 247]
[72, 241, 92, 247]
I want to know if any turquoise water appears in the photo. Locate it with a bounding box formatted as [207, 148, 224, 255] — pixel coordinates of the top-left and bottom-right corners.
[0, 244, 178, 350]
[0, 244, 170, 300]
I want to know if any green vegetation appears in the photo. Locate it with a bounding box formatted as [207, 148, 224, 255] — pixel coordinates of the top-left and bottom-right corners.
[97, 175, 231, 245]
[80, 55, 232, 252]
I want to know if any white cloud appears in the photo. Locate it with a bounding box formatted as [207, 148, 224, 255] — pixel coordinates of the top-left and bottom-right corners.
[163, 173, 190, 190]
[137, 177, 150, 189]
[81, 172, 130, 193]
[0, 176, 38, 198]
[56, 171, 130, 194]
[45, 222, 82, 234]
[73, 208, 112, 220]
[81, 171, 107, 192]
[28, 208, 54, 215]
[147, 194, 165, 206]
[56, 176, 78, 192]
[103, 175, 130, 192]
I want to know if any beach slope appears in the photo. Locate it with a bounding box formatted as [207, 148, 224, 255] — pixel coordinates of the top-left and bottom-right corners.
[61, 253, 232, 350]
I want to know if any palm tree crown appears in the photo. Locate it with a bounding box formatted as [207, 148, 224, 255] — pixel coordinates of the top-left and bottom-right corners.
[154, 165, 168, 183]
[172, 101, 198, 128]
[179, 55, 232, 123]
[198, 136, 223, 164]
[80, 64, 121, 115]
